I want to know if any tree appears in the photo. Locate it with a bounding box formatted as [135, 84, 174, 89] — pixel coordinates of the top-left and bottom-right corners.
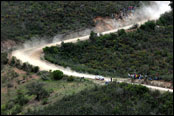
[67, 76, 74, 82]
[26, 82, 49, 101]
[1, 52, 8, 64]
[11, 104, 22, 115]
[52, 70, 64, 80]
[169, 1, 173, 9]
[15, 59, 21, 69]
[89, 31, 97, 42]
[140, 21, 156, 31]
[32, 66, 39, 73]
[117, 29, 126, 36]
[1, 104, 7, 115]
[10, 56, 16, 66]
[22, 62, 27, 70]
[16, 90, 29, 106]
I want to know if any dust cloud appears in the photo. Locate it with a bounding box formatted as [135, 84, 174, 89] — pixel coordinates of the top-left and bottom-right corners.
[11, 1, 171, 82]
[13, 1, 171, 51]
[93, 1, 171, 32]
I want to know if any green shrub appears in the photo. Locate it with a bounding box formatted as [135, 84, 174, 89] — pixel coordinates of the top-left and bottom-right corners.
[10, 56, 16, 66]
[16, 90, 29, 106]
[89, 31, 97, 42]
[52, 70, 64, 80]
[11, 104, 22, 115]
[42, 10, 173, 82]
[1, 104, 8, 115]
[25, 83, 173, 115]
[161, 74, 173, 82]
[1, 52, 8, 65]
[2, 1, 141, 42]
[140, 21, 156, 31]
[15, 59, 21, 68]
[32, 66, 39, 73]
[41, 75, 50, 80]
[26, 82, 49, 101]
[38, 71, 51, 80]
[67, 76, 75, 82]
[156, 11, 173, 26]
[42, 98, 48, 105]
[117, 29, 126, 36]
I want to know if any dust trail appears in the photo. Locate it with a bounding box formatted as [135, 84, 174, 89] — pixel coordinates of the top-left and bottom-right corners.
[93, 1, 171, 32]
[11, 1, 172, 92]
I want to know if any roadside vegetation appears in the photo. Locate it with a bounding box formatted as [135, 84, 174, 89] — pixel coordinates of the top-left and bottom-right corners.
[43, 11, 173, 81]
[9, 56, 40, 73]
[1, 63, 96, 115]
[1, 55, 96, 115]
[1, 1, 173, 115]
[26, 82, 173, 115]
[1, 1, 141, 42]
[1, 52, 8, 70]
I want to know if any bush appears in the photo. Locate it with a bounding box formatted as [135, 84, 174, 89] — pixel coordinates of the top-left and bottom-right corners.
[22, 62, 27, 70]
[67, 76, 75, 82]
[89, 31, 97, 42]
[6, 100, 16, 110]
[32, 66, 39, 73]
[42, 11, 173, 82]
[11, 104, 22, 115]
[156, 11, 173, 26]
[42, 98, 48, 105]
[52, 70, 64, 80]
[25, 82, 173, 115]
[15, 59, 21, 68]
[26, 82, 49, 101]
[161, 74, 173, 82]
[16, 90, 29, 106]
[1, 104, 7, 115]
[9, 57, 39, 74]
[38, 71, 50, 80]
[10, 56, 16, 66]
[41, 74, 50, 80]
[117, 29, 126, 36]
[140, 21, 156, 31]
[1, 52, 8, 65]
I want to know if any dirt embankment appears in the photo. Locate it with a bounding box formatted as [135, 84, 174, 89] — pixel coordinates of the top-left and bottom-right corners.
[93, 16, 116, 32]
[92, 12, 137, 33]
[1, 40, 17, 52]
[132, 79, 173, 89]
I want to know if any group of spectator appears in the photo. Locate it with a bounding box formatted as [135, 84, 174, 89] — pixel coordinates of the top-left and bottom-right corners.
[128, 73, 161, 80]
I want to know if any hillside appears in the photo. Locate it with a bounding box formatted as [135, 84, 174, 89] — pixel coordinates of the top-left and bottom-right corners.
[43, 11, 173, 81]
[1, 63, 96, 115]
[26, 82, 173, 115]
[1, 1, 141, 42]
[1, 1, 173, 115]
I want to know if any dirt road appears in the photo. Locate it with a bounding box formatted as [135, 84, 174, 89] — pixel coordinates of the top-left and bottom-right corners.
[11, 1, 173, 92]
[11, 22, 173, 92]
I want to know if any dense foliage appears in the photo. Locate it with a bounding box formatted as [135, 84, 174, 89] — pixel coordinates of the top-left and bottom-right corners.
[26, 82, 50, 101]
[43, 11, 173, 81]
[9, 56, 40, 73]
[1, 68, 96, 115]
[1, 2, 173, 115]
[1, 52, 8, 70]
[1, 1, 141, 41]
[1, 89, 29, 115]
[67, 76, 75, 82]
[51, 70, 64, 80]
[26, 82, 173, 115]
